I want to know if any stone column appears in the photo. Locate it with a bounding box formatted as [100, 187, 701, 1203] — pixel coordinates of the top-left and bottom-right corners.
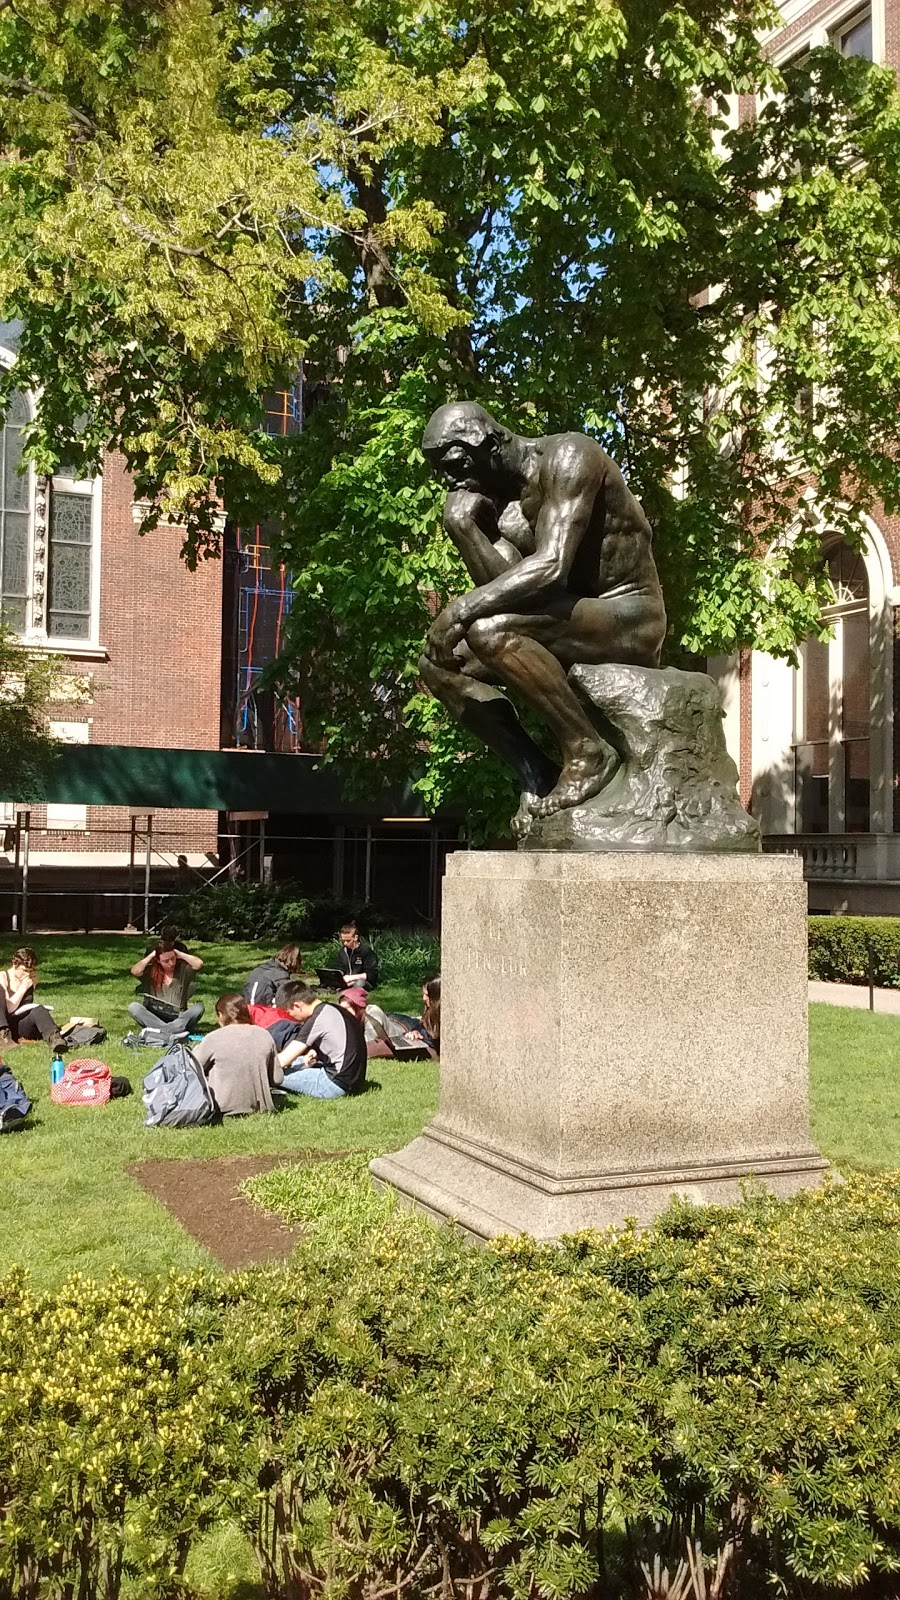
[371, 851, 829, 1239]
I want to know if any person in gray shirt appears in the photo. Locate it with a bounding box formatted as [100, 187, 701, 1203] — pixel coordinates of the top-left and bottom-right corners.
[193, 993, 283, 1115]
[271, 983, 367, 1099]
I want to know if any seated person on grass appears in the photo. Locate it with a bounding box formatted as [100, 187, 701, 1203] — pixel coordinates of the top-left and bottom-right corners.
[242, 943, 303, 1007]
[193, 992, 282, 1116]
[268, 981, 367, 1099]
[324, 921, 380, 991]
[339, 986, 395, 1059]
[0, 946, 68, 1052]
[129, 940, 204, 1039]
[385, 979, 441, 1056]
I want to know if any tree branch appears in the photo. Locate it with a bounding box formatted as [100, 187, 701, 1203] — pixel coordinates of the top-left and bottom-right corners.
[0, 74, 96, 136]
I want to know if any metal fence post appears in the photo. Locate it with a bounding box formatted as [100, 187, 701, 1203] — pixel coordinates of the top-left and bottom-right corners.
[11, 814, 21, 933]
[20, 810, 30, 936]
[143, 813, 153, 934]
[126, 815, 138, 931]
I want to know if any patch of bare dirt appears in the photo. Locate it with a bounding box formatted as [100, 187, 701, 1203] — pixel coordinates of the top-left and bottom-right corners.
[127, 1151, 346, 1271]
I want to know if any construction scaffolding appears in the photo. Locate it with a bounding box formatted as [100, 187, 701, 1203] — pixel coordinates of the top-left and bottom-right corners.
[0, 814, 460, 933]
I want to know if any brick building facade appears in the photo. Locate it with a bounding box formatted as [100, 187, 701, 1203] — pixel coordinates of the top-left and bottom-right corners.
[19, 450, 225, 863]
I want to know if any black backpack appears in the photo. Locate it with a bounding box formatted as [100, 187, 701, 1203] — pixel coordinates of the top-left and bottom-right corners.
[67, 1024, 108, 1047]
[0, 1065, 31, 1131]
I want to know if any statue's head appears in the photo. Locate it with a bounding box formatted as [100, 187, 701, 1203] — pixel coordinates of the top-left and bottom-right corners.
[422, 402, 509, 491]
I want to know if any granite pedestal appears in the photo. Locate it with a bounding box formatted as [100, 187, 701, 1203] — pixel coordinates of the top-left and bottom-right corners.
[370, 851, 829, 1239]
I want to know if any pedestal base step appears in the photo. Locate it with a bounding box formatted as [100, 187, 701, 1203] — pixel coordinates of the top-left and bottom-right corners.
[370, 1129, 832, 1241]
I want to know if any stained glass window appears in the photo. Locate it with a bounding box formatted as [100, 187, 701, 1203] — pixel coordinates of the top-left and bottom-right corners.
[0, 389, 30, 633]
[48, 490, 92, 639]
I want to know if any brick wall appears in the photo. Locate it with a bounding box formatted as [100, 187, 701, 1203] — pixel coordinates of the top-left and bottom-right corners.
[88, 454, 222, 751]
[32, 452, 222, 856]
[887, 0, 900, 68]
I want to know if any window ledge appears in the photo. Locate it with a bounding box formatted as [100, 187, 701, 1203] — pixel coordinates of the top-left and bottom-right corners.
[132, 498, 227, 533]
[22, 639, 108, 661]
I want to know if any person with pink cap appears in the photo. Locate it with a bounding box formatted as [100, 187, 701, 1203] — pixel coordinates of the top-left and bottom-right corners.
[337, 986, 393, 1058]
[340, 981, 441, 1060]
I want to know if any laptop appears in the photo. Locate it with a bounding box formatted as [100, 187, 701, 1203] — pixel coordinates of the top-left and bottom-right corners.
[316, 967, 346, 989]
[391, 1040, 433, 1061]
[140, 994, 181, 1022]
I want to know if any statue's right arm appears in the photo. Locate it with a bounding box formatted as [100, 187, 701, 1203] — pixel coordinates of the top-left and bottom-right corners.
[443, 490, 518, 586]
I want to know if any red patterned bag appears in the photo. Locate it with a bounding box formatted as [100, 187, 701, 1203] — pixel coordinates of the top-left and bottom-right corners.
[51, 1057, 112, 1107]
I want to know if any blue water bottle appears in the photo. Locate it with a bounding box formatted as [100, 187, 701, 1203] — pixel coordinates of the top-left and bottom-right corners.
[50, 1053, 64, 1086]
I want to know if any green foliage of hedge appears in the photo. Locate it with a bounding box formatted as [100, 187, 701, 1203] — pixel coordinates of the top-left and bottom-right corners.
[0, 1270, 249, 1599]
[165, 881, 406, 944]
[8, 1167, 900, 1597]
[374, 929, 441, 985]
[809, 915, 900, 987]
[165, 880, 313, 942]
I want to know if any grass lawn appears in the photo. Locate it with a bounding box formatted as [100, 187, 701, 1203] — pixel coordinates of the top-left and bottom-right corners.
[809, 999, 900, 1169]
[3, 935, 900, 1288]
[1, 935, 436, 1287]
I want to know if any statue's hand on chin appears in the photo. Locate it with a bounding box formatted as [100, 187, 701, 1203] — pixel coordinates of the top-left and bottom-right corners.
[444, 488, 498, 537]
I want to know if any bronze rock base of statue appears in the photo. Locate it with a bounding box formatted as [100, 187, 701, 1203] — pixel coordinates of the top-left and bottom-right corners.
[514, 664, 759, 853]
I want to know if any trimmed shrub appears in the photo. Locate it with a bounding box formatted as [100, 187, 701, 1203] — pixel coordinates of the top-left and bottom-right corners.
[809, 915, 900, 986]
[0, 1268, 247, 1600]
[234, 1164, 900, 1600]
[10, 1169, 900, 1598]
[165, 880, 313, 942]
[164, 883, 405, 943]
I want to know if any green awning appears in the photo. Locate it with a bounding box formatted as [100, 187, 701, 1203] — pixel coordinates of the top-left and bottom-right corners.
[8, 744, 449, 817]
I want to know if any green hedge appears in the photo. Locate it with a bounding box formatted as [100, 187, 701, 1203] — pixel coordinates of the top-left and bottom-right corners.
[165, 882, 405, 943]
[7, 1165, 900, 1598]
[808, 915, 900, 986]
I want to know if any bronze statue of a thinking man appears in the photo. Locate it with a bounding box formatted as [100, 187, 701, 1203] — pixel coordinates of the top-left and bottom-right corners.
[420, 402, 667, 827]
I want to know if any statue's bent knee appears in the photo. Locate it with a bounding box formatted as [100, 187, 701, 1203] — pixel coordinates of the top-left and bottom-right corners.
[466, 616, 506, 657]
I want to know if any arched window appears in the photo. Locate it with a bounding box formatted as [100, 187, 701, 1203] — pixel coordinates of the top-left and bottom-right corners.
[0, 383, 97, 643]
[794, 539, 871, 833]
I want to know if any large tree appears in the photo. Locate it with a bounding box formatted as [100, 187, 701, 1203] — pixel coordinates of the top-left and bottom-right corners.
[0, 627, 68, 801]
[1, 0, 899, 829]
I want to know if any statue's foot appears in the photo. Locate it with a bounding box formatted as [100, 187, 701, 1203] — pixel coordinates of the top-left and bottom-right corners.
[531, 743, 617, 819]
[512, 791, 540, 840]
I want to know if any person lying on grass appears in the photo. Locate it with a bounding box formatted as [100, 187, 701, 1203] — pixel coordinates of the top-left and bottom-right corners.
[193, 992, 282, 1116]
[266, 981, 367, 1100]
[389, 976, 441, 1055]
[129, 939, 204, 1040]
[0, 946, 68, 1052]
